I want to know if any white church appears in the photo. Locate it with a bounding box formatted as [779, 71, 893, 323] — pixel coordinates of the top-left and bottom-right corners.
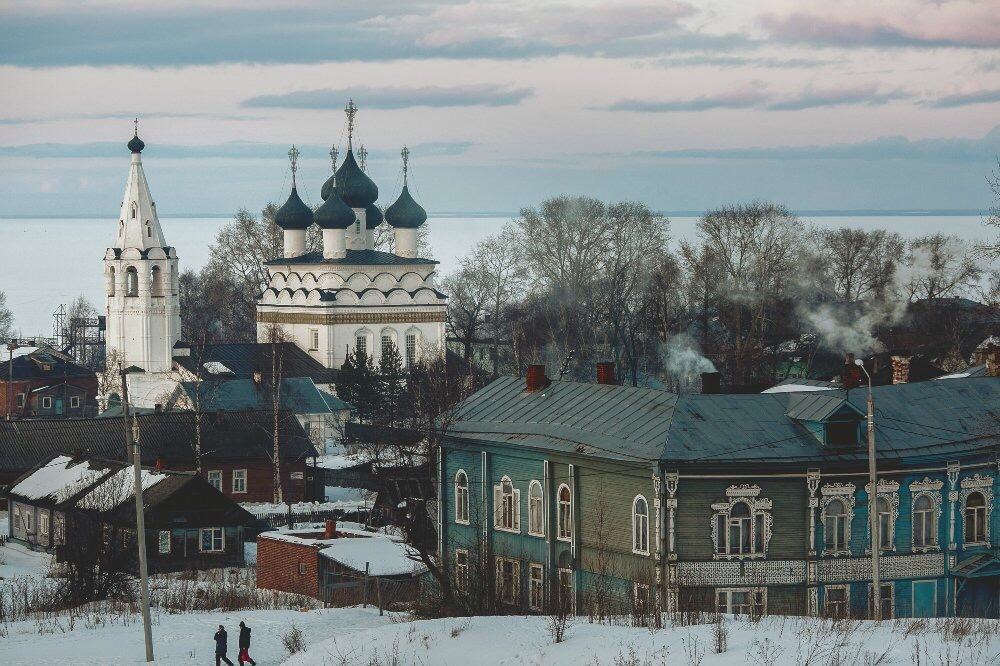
[104, 104, 447, 408]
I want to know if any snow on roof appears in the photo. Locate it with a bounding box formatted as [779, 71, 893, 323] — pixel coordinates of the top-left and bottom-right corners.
[319, 536, 425, 577]
[10, 346, 40, 359]
[314, 454, 368, 470]
[935, 371, 971, 380]
[10, 455, 108, 503]
[202, 361, 234, 375]
[241, 496, 373, 515]
[761, 384, 836, 394]
[76, 467, 169, 511]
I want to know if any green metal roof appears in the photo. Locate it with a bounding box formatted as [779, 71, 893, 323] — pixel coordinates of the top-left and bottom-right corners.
[181, 377, 332, 414]
[265, 249, 438, 266]
[786, 393, 865, 422]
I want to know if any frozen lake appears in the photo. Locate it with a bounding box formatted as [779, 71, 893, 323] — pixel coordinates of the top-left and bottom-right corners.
[0, 213, 991, 335]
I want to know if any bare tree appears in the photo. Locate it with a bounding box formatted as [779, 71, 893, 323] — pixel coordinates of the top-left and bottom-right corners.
[443, 263, 492, 364]
[0, 290, 13, 341]
[474, 223, 526, 375]
[978, 158, 1000, 261]
[901, 233, 983, 301]
[814, 228, 905, 303]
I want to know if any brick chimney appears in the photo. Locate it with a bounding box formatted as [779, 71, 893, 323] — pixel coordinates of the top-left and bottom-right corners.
[525, 364, 549, 392]
[155, 456, 166, 471]
[842, 354, 861, 389]
[986, 344, 1000, 378]
[596, 362, 616, 385]
[324, 518, 337, 540]
[891, 355, 911, 384]
[701, 371, 721, 394]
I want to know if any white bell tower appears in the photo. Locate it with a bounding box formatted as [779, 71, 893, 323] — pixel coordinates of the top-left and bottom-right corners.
[104, 122, 181, 373]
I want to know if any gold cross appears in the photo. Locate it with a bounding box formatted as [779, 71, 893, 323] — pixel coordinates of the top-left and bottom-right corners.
[345, 99, 357, 149]
[329, 144, 338, 172]
[288, 144, 300, 187]
[401, 146, 410, 185]
[359, 145, 368, 171]
[133, 117, 138, 136]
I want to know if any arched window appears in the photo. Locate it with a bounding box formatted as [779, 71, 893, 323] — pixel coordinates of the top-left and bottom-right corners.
[125, 267, 139, 297]
[728, 501, 752, 555]
[633, 495, 649, 555]
[130, 202, 137, 219]
[150, 265, 163, 296]
[146, 224, 151, 238]
[876, 497, 893, 550]
[405, 331, 418, 367]
[493, 476, 519, 531]
[354, 330, 371, 359]
[107, 266, 116, 296]
[528, 480, 544, 536]
[965, 491, 987, 544]
[713, 487, 771, 559]
[824, 499, 848, 553]
[913, 495, 936, 549]
[380, 329, 398, 359]
[557, 484, 572, 541]
[454, 470, 469, 524]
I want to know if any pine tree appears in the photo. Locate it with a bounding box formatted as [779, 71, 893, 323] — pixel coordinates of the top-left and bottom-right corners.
[336, 346, 358, 409]
[378, 341, 406, 425]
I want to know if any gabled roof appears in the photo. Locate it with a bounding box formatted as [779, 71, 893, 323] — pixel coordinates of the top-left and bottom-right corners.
[446, 376, 1000, 468]
[180, 377, 333, 415]
[786, 393, 865, 422]
[0, 350, 96, 383]
[173, 342, 336, 385]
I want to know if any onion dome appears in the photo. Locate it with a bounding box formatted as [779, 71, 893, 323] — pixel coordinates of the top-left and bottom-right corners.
[314, 187, 355, 229]
[365, 203, 383, 229]
[320, 172, 335, 201]
[385, 185, 427, 229]
[274, 187, 313, 230]
[128, 123, 145, 153]
[334, 150, 378, 208]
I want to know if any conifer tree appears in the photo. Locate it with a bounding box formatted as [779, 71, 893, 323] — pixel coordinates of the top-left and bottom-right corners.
[378, 341, 406, 425]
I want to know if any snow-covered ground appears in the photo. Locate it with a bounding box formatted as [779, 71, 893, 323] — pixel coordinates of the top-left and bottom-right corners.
[0, 606, 394, 665]
[0, 540, 51, 580]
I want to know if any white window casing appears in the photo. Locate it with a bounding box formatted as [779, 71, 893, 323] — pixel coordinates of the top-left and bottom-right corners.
[455, 470, 470, 525]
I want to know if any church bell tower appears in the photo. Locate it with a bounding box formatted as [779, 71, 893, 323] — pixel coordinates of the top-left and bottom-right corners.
[104, 122, 181, 373]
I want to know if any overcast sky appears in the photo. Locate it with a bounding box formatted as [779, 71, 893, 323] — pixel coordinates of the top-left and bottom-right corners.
[0, 0, 998, 216]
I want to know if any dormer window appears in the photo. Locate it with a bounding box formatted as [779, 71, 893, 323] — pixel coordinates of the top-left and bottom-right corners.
[786, 394, 865, 447]
[825, 421, 860, 447]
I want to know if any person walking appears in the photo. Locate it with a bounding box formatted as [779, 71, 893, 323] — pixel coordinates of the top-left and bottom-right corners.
[214, 625, 234, 666]
[237, 621, 257, 666]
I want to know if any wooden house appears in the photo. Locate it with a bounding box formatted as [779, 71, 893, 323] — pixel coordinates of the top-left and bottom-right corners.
[439, 362, 1000, 619]
[0, 346, 98, 419]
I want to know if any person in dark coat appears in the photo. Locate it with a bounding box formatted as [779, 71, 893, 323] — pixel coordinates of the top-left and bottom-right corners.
[237, 621, 257, 666]
[214, 625, 234, 666]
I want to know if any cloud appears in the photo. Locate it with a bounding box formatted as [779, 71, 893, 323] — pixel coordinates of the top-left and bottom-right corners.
[629, 125, 1000, 161]
[607, 82, 911, 112]
[607, 81, 770, 112]
[242, 84, 533, 110]
[0, 111, 259, 125]
[653, 54, 836, 69]
[759, 1, 1000, 48]
[0, 140, 476, 160]
[922, 89, 1000, 109]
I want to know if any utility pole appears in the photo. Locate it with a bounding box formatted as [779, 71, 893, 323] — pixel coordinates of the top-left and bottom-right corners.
[123, 368, 154, 660]
[6, 339, 16, 419]
[856, 359, 881, 620]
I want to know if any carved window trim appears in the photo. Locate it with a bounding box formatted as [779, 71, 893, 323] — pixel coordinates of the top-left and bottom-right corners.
[710, 485, 772, 561]
[819, 483, 855, 556]
[864, 480, 899, 553]
[909, 478, 943, 553]
[959, 474, 993, 547]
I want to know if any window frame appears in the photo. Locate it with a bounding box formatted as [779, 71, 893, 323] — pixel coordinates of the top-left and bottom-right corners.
[199, 527, 224, 553]
[455, 549, 469, 592]
[529, 563, 544, 611]
[528, 480, 544, 537]
[69, 395, 80, 409]
[16, 393, 25, 408]
[964, 491, 988, 545]
[158, 530, 171, 554]
[454, 470, 470, 525]
[823, 498, 850, 554]
[557, 484, 572, 542]
[716, 587, 766, 617]
[207, 470, 222, 492]
[557, 567, 574, 615]
[632, 494, 650, 555]
[868, 582, 894, 620]
[405, 332, 417, 367]
[41, 396, 53, 410]
[496, 557, 521, 605]
[309, 328, 319, 351]
[912, 493, 938, 550]
[824, 585, 849, 619]
[232, 469, 247, 494]
[493, 476, 520, 533]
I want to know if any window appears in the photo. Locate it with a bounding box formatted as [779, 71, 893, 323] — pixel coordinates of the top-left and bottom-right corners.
[70, 396, 80, 409]
[108, 266, 116, 296]
[716, 588, 766, 617]
[557, 484, 572, 541]
[146, 225, 151, 238]
[633, 583, 651, 617]
[355, 334, 367, 357]
[309, 329, 319, 351]
[496, 558, 520, 605]
[633, 495, 650, 555]
[964, 491, 987, 544]
[558, 568, 574, 614]
[528, 480, 544, 536]
[41, 396, 52, 410]
[494, 477, 520, 532]
[232, 469, 247, 494]
[455, 549, 469, 592]
[207, 470, 222, 491]
[714, 500, 768, 557]
[876, 497, 893, 550]
[824, 499, 849, 553]
[150, 265, 162, 295]
[405, 333, 417, 367]
[381, 333, 396, 358]
[529, 564, 544, 611]
[16, 393, 24, 407]
[125, 266, 139, 296]
[53, 513, 65, 546]
[913, 494, 937, 549]
[299, 562, 307, 575]
[869, 583, 894, 619]
[200, 527, 224, 552]
[455, 470, 469, 524]
[826, 421, 859, 446]
[130, 202, 137, 219]
[158, 531, 171, 554]
[39, 512, 49, 543]
[824, 586, 849, 618]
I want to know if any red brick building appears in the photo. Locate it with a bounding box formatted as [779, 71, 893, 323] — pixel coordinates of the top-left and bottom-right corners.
[0, 346, 98, 419]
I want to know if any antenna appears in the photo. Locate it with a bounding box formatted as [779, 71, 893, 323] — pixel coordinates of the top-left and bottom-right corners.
[401, 146, 410, 186]
[344, 99, 357, 150]
[287, 144, 300, 188]
[359, 145, 368, 171]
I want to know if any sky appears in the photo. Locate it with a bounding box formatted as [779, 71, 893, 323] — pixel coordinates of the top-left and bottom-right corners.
[0, 0, 999, 216]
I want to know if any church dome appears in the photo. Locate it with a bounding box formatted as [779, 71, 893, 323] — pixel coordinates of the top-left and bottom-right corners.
[128, 132, 145, 154]
[274, 187, 313, 230]
[384, 185, 427, 229]
[314, 188, 356, 229]
[365, 203, 383, 229]
[334, 150, 378, 208]
[320, 172, 335, 201]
